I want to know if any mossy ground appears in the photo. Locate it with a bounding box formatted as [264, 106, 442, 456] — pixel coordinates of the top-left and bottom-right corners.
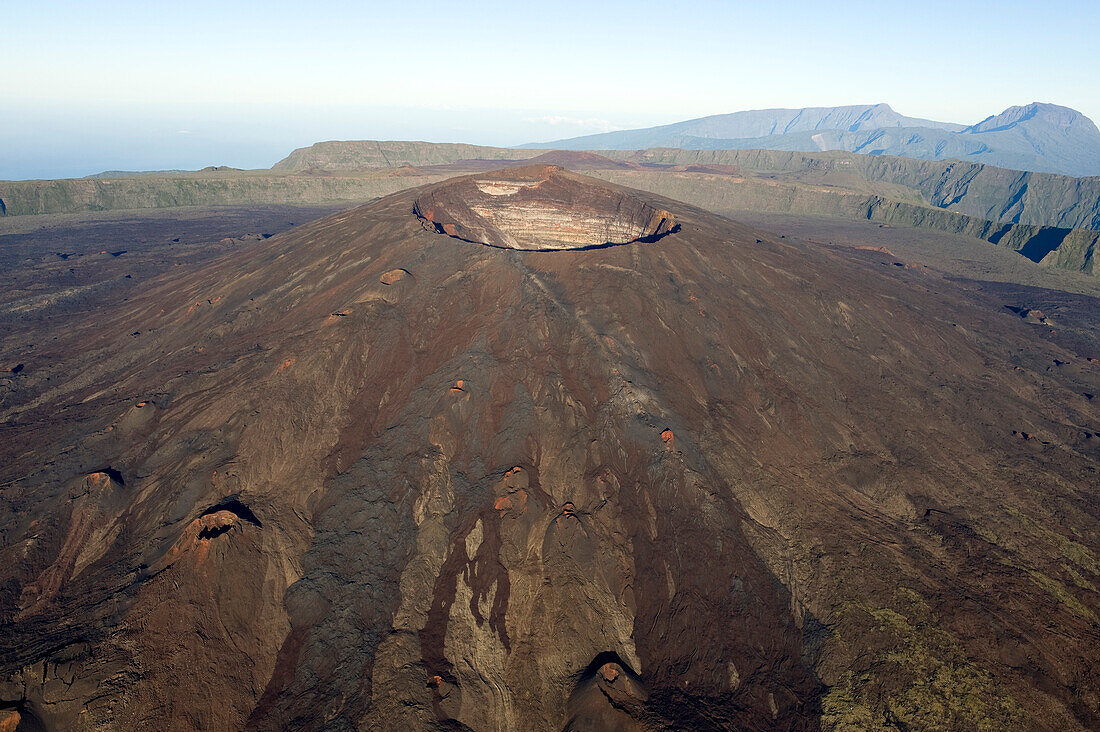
[820, 590, 1025, 731]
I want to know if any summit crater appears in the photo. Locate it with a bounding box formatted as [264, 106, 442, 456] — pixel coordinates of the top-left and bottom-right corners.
[413, 165, 677, 250]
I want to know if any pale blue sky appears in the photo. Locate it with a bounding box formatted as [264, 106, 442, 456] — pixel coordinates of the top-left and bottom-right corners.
[4, 0, 1099, 179]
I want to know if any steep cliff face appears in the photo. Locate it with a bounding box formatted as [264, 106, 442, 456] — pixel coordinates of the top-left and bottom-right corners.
[0, 170, 1097, 730]
[584, 170, 1100, 275]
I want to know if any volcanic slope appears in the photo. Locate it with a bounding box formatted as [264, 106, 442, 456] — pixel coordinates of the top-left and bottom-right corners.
[0, 166, 1097, 731]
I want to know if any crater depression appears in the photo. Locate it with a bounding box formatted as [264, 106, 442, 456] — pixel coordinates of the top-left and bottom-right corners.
[413, 164, 677, 250]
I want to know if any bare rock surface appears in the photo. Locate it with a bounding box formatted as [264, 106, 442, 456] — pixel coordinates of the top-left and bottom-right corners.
[0, 170, 1097, 730]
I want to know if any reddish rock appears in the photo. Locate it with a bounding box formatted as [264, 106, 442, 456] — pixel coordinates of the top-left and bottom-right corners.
[661, 428, 674, 444]
[197, 510, 238, 539]
[86, 471, 113, 490]
[599, 663, 621, 683]
[854, 245, 896, 256]
[494, 489, 528, 515]
[379, 268, 411, 285]
[326, 309, 353, 322]
[0, 711, 20, 732]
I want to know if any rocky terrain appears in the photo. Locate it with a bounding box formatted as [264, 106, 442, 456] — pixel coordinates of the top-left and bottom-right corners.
[720, 211, 1100, 298]
[0, 204, 348, 353]
[0, 168, 1097, 730]
[529, 103, 1100, 177]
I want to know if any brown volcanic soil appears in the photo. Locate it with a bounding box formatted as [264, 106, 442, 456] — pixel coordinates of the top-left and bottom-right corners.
[0, 204, 347, 316]
[0, 170, 1098, 731]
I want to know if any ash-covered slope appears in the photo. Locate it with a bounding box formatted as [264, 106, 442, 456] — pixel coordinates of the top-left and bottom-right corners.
[0, 168, 1098, 731]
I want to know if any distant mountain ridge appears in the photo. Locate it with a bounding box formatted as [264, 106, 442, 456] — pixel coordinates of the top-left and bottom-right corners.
[271, 141, 533, 172]
[520, 104, 962, 149]
[524, 102, 1100, 177]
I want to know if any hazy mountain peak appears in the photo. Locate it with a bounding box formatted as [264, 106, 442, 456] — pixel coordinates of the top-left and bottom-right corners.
[651, 103, 959, 137]
[523, 102, 1100, 176]
[965, 102, 1097, 134]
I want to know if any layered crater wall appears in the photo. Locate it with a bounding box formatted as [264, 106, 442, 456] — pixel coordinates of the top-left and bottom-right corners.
[413, 165, 676, 250]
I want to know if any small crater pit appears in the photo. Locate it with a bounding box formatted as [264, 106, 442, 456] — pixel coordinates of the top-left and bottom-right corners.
[93, 466, 126, 487]
[197, 518, 235, 541]
[565, 651, 648, 729]
[193, 500, 261, 543]
[200, 498, 262, 527]
[414, 165, 677, 251]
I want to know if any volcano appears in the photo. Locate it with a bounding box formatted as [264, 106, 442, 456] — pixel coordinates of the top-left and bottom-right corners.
[0, 167, 1097, 731]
